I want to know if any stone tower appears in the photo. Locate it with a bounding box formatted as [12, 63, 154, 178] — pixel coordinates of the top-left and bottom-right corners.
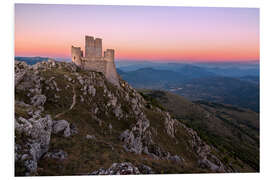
[71, 46, 83, 66]
[85, 36, 95, 59]
[71, 36, 119, 86]
[103, 49, 119, 86]
[94, 38, 102, 58]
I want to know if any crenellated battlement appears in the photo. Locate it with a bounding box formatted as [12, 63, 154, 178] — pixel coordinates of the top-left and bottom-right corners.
[71, 36, 119, 86]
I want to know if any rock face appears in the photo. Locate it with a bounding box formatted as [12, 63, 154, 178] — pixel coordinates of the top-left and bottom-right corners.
[15, 111, 53, 175]
[164, 112, 177, 138]
[15, 60, 233, 176]
[119, 114, 150, 154]
[15, 61, 28, 86]
[178, 122, 228, 172]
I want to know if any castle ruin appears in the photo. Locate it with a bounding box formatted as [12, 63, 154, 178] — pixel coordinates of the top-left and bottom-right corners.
[71, 36, 119, 86]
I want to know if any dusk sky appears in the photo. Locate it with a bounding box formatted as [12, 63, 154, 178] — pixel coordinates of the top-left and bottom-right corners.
[15, 4, 259, 62]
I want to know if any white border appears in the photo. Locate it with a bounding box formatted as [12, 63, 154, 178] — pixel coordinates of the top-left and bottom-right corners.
[1, 0, 270, 180]
[11, 0, 262, 8]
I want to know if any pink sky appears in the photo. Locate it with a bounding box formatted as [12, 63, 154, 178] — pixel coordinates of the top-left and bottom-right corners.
[15, 4, 260, 62]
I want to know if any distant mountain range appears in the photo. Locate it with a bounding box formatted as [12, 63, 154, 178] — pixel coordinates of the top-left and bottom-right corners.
[117, 64, 259, 112]
[15, 56, 71, 65]
[15, 56, 50, 65]
[117, 62, 259, 77]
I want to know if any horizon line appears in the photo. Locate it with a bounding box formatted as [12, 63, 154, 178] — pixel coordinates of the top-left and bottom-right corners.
[15, 55, 260, 63]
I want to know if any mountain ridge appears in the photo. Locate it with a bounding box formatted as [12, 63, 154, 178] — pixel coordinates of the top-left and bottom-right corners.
[117, 67, 259, 112]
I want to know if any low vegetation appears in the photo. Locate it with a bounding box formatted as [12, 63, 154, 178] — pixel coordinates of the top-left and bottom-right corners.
[139, 90, 259, 172]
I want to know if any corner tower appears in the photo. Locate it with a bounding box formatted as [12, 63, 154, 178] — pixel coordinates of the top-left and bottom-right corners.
[71, 46, 82, 65]
[104, 49, 119, 86]
[104, 49, 114, 62]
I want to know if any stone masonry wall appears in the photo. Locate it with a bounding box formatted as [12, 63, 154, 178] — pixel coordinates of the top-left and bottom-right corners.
[82, 59, 107, 75]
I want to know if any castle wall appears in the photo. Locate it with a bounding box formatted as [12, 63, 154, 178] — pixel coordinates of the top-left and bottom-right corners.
[71, 46, 82, 65]
[82, 59, 119, 87]
[82, 60, 107, 75]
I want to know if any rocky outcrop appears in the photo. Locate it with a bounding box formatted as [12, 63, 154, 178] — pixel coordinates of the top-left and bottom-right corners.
[137, 164, 155, 174]
[164, 112, 177, 138]
[90, 162, 154, 175]
[178, 122, 229, 172]
[119, 114, 150, 154]
[15, 61, 28, 86]
[31, 95, 46, 107]
[168, 155, 184, 164]
[15, 111, 53, 175]
[86, 134, 96, 140]
[44, 150, 68, 160]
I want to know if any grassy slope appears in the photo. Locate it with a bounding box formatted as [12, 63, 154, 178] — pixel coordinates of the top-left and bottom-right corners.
[138, 90, 259, 172]
[15, 62, 212, 175]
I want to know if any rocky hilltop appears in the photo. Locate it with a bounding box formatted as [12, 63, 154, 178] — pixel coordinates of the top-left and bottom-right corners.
[15, 60, 232, 176]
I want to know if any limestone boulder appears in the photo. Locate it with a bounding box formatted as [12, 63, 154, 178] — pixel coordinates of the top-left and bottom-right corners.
[137, 164, 155, 174]
[86, 134, 96, 140]
[167, 155, 184, 164]
[31, 95, 46, 107]
[90, 162, 140, 175]
[52, 120, 71, 137]
[44, 150, 68, 160]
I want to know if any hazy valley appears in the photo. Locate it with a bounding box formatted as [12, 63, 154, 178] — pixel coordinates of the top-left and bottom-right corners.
[117, 61, 259, 112]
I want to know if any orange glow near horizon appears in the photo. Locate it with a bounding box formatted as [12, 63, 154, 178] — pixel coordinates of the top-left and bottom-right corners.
[15, 4, 260, 62]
